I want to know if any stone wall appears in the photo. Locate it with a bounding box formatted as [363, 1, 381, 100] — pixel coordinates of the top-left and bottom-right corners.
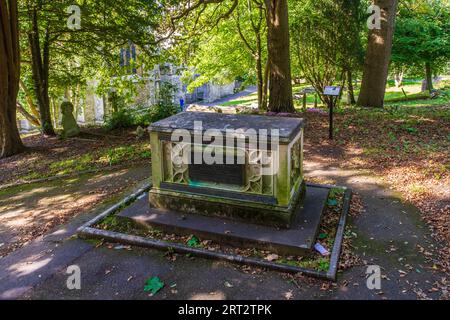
[204, 82, 235, 103]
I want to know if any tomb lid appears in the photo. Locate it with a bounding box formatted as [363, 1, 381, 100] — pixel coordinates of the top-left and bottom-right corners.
[149, 112, 305, 143]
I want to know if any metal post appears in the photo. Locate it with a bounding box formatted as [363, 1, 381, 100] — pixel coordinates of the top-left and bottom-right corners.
[329, 98, 334, 140]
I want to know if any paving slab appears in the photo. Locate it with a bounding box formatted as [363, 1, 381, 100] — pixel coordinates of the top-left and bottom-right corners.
[118, 185, 329, 255]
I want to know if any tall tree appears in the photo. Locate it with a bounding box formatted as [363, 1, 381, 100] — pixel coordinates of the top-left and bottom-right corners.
[26, 0, 54, 135]
[235, 0, 268, 110]
[290, 0, 363, 105]
[166, 0, 295, 112]
[19, 0, 161, 135]
[392, 0, 449, 91]
[265, 0, 294, 112]
[0, 0, 25, 158]
[358, 0, 398, 108]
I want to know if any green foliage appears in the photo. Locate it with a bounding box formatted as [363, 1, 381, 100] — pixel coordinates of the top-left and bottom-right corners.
[105, 81, 180, 130]
[187, 235, 201, 248]
[101, 145, 151, 166]
[144, 277, 165, 295]
[173, 2, 263, 93]
[317, 259, 331, 272]
[289, 0, 365, 102]
[18, 0, 163, 124]
[392, 0, 450, 77]
[105, 109, 136, 131]
[134, 103, 180, 127]
[49, 154, 94, 174]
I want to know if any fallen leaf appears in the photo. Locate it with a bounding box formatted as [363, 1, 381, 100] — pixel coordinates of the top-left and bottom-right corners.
[144, 277, 165, 295]
[265, 254, 279, 262]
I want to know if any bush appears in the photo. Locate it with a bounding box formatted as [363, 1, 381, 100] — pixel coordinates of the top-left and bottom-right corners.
[104, 109, 136, 131]
[135, 103, 180, 126]
[105, 102, 180, 131]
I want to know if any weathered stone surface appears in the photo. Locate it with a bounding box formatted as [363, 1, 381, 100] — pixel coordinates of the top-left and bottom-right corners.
[61, 101, 80, 138]
[149, 112, 306, 228]
[149, 112, 305, 144]
[149, 181, 306, 229]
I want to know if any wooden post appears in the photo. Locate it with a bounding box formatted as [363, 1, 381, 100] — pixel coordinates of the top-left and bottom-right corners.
[302, 93, 307, 110]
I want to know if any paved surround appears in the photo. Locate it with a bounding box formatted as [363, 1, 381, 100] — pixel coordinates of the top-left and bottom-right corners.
[118, 186, 329, 255]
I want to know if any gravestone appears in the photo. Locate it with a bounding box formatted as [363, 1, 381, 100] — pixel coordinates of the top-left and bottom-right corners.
[148, 112, 306, 228]
[61, 101, 80, 138]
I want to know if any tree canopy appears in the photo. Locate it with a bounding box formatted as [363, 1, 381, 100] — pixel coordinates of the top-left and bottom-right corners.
[391, 0, 450, 90]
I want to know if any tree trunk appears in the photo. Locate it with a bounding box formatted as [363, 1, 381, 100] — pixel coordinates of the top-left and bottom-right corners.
[357, 0, 398, 108]
[0, 0, 25, 158]
[265, 0, 294, 112]
[425, 62, 433, 91]
[261, 58, 269, 110]
[28, 8, 55, 135]
[19, 79, 40, 119]
[256, 54, 264, 110]
[347, 69, 356, 104]
[255, 31, 265, 110]
[16, 102, 40, 126]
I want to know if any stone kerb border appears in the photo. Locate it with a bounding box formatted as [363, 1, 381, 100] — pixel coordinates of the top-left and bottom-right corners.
[77, 183, 352, 281]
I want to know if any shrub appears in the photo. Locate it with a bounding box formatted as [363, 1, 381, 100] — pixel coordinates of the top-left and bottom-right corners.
[104, 109, 136, 131]
[135, 103, 180, 126]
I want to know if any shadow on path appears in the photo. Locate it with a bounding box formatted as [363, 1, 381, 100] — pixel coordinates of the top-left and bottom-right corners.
[0, 163, 447, 300]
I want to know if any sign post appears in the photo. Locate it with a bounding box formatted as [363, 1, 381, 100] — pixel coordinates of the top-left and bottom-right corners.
[323, 86, 341, 140]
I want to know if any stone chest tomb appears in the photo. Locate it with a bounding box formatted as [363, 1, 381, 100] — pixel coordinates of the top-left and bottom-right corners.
[80, 111, 349, 275]
[148, 112, 306, 228]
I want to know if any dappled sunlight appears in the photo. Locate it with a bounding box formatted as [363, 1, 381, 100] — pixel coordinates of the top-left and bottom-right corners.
[373, 34, 385, 45]
[0, 207, 26, 220]
[38, 194, 73, 206]
[49, 228, 69, 237]
[0, 165, 148, 257]
[0, 287, 32, 299]
[5, 186, 55, 202]
[7, 257, 52, 277]
[301, 107, 450, 268]
[190, 291, 226, 300]
[3, 214, 34, 228]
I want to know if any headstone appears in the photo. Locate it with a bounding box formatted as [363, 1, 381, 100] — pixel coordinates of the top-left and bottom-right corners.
[61, 101, 80, 138]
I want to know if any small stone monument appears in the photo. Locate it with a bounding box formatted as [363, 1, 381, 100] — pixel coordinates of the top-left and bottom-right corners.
[117, 111, 335, 256]
[60, 101, 80, 138]
[148, 112, 306, 228]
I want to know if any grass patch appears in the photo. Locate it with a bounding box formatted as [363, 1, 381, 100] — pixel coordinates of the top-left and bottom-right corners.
[99, 144, 151, 166]
[220, 98, 257, 107]
[19, 142, 152, 181]
[408, 184, 427, 195]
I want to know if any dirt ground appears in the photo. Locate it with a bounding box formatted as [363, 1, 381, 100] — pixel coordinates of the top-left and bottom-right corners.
[0, 166, 150, 258]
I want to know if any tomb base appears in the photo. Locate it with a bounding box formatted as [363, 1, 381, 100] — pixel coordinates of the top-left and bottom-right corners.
[149, 181, 306, 229]
[120, 184, 329, 256]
